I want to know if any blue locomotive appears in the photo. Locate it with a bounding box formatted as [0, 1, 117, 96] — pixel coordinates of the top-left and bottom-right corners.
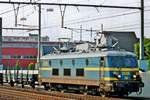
[38, 34, 144, 96]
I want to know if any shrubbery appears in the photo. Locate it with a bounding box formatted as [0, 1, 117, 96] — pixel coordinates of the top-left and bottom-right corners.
[134, 38, 150, 70]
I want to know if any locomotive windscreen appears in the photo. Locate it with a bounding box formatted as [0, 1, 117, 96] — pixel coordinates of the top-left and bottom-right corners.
[108, 56, 138, 68]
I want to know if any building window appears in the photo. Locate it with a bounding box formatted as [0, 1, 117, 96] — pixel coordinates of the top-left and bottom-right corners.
[52, 68, 59, 76]
[76, 68, 84, 77]
[30, 56, 33, 59]
[18, 56, 21, 59]
[2, 55, 10, 59]
[64, 69, 71, 76]
[33, 56, 37, 58]
[10, 55, 21, 59]
[22, 55, 37, 60]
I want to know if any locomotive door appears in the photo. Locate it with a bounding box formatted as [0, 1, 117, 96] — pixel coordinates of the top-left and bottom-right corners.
[99, 57, 106, 93]
[100, 57, 105, 80]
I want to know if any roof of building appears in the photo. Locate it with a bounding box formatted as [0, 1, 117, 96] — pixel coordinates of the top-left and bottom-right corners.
[101, 31, 139, 52]
[102, 31, 138, 40]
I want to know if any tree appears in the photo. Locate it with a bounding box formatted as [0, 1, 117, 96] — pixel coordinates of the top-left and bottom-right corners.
[28, 63, 35, 70]
[134, 43, 140, 59]
[148, 60, 150, 70]
[28, 63, 35, 89]
[145, 42, 150, 59]
[15, 60, 20, 83]
[27, 63, 35, 82]
[134, 38, 150, 70]
[134, 38, 150, 59]
[15, 60, 20, 70]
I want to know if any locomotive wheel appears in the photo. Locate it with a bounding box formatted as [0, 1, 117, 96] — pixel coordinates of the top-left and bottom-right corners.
[118, 92, 128, 97]
[61, 90, 65, 93]
[83, 86, 88, 95]
[44, 83, 50, 90]
[99, 82, 106, 97]
[101, 93, 106, 97]
[10, 80, 14, 87]
[31, 81, 35, 89]
[21, 81, 25, 88]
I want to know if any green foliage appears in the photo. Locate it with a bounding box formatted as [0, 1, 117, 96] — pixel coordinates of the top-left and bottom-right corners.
[134, 38, 150, 60]
[148, 59, 150, 70]
[15, 61, 20, 70]
[28, 63, 35, 70]
[134, 38, 150, 70]
[134, 43, 140, 59]
[145, 43, 150, 59]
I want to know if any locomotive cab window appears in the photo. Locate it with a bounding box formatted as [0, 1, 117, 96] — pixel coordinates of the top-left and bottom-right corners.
[64, 69, 71, 76]
[52, 68, 59, 76]
[76, 68, 84, 77]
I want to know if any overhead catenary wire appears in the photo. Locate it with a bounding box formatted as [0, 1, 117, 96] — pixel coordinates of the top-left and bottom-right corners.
[108, 25, 150, 31]
[0, 0, 41, 16]
[1, 1, 149, 29]
[40, 8, 150, 30]
[105, 21, 150, 30]
[1, 0, 149, 37]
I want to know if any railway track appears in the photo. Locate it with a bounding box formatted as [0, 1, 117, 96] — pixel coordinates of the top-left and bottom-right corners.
[0, 85, 123, 100]
[0, 86, 68, 100]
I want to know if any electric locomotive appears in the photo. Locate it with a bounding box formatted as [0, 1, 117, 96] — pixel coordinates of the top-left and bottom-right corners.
[38, 33, 144, 96]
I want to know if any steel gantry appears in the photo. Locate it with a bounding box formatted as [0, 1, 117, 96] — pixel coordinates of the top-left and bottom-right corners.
[0, 0, 145, 67]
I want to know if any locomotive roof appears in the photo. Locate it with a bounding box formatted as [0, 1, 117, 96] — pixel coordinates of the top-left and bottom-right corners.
[41, 50, 136, 60]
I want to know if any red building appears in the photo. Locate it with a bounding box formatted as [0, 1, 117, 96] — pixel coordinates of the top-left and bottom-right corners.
[2, 47, 37, 68]
[1, 34, 60, 69]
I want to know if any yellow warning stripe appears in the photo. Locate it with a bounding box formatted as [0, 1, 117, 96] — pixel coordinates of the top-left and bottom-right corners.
[84, 68, 100, 71]
[84, 68, 139, 71]
[39, 67, 52, 70]
[102, 77, 118, 81]
[39, 67, 139, 72]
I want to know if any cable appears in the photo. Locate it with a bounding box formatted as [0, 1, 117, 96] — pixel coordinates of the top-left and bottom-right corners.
[0, 0, 148, 27]
[105, 21, 150, 30]
[40, 8, 150, 30]
[110, 25, 150, 31]
[51, 6, 150, 28]
[2, 0, 150, 33]
[0, 0, 41, 16]
[66, 10, 147, 25]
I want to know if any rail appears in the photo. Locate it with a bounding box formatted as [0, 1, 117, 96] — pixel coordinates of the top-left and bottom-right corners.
[0, 85, 121, 100]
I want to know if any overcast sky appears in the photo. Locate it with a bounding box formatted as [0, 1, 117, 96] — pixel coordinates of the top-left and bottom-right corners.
[0, 0, 150, 41]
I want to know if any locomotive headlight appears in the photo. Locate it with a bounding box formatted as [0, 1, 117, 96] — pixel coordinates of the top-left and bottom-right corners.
[117, 74, 121, 79]
[133, 75, 136, 78]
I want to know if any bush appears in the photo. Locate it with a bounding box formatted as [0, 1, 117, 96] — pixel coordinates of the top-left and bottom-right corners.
[28, 63, 35, 70]
[148, 59, 150, 70]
